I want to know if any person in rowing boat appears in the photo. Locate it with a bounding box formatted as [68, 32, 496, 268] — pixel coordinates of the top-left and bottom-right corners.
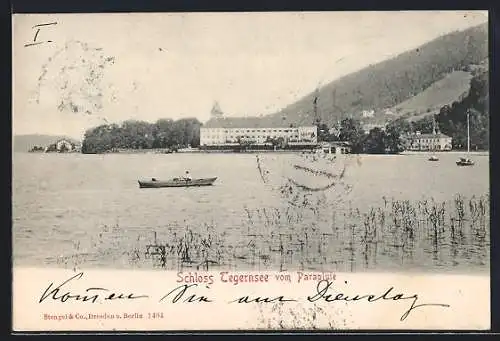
[181, 170, 192, 181]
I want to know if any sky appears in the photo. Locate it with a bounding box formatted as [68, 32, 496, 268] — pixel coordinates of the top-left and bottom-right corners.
[12, 11, 488, 139]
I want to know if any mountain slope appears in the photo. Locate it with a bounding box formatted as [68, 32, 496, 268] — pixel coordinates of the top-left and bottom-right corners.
[388, 68, 489, 150]
[13, 134, 80, 152]
[392, 70, 473, 120]
[263, 23, 488, 127]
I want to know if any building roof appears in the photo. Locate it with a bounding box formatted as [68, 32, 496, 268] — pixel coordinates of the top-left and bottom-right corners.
[203, 117, 315, 129]
[405, 133, 451, 139]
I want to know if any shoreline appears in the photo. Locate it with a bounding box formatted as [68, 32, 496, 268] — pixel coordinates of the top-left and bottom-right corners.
[400, 150, 489, 156]
[16, 150, 490, 156]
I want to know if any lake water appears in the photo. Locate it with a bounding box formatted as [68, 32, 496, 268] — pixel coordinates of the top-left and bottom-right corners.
[12, 151, 490, 273]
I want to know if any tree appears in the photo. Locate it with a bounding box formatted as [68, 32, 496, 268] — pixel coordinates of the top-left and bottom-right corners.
[339, 118, 365, 153]
[317, 123, 335, 142]
[411, 116, 434, 134]
[155, 118, 174, 147]
[59, 143, 69, 153]
[81, 117, 203, 153]
[386, 117, 411, 134]
[276, 137, 287, 149]
[383, 125, 404, 154]
[427, 70, 488, 150]
[362, 128, 386, 154]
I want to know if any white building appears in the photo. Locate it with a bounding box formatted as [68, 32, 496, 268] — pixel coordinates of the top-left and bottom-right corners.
[200, 115, 317, 147]
[362, 109, 375, 118]
[404, 132, 452, 151]
[45, 138, 81, 152]
[56, 139, 75, 151]
[200, 126, 317, 146]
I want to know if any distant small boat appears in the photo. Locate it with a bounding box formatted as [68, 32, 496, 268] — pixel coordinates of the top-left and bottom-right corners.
[138, 177, 217, 188]
[456, 157, 474, 166]
[428, 155, 439, 161]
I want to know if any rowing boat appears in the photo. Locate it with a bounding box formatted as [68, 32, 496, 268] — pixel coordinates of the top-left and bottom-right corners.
[138, 177, 217, 188]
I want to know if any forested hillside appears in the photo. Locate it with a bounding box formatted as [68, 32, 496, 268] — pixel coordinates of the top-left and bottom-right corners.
[391, 70, 473, 119]
[388, 69, 489, 150]
[265, 23, 487, 127]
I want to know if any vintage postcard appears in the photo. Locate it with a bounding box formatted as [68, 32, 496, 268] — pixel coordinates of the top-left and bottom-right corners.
[12, 11, 490, 331]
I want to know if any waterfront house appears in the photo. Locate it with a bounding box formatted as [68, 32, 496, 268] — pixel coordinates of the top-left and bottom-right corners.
[317, 141, 351, 154]
[404, 131, 452, 151]
[45, 138, 82, 153]
[56, 139, 75, 151]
